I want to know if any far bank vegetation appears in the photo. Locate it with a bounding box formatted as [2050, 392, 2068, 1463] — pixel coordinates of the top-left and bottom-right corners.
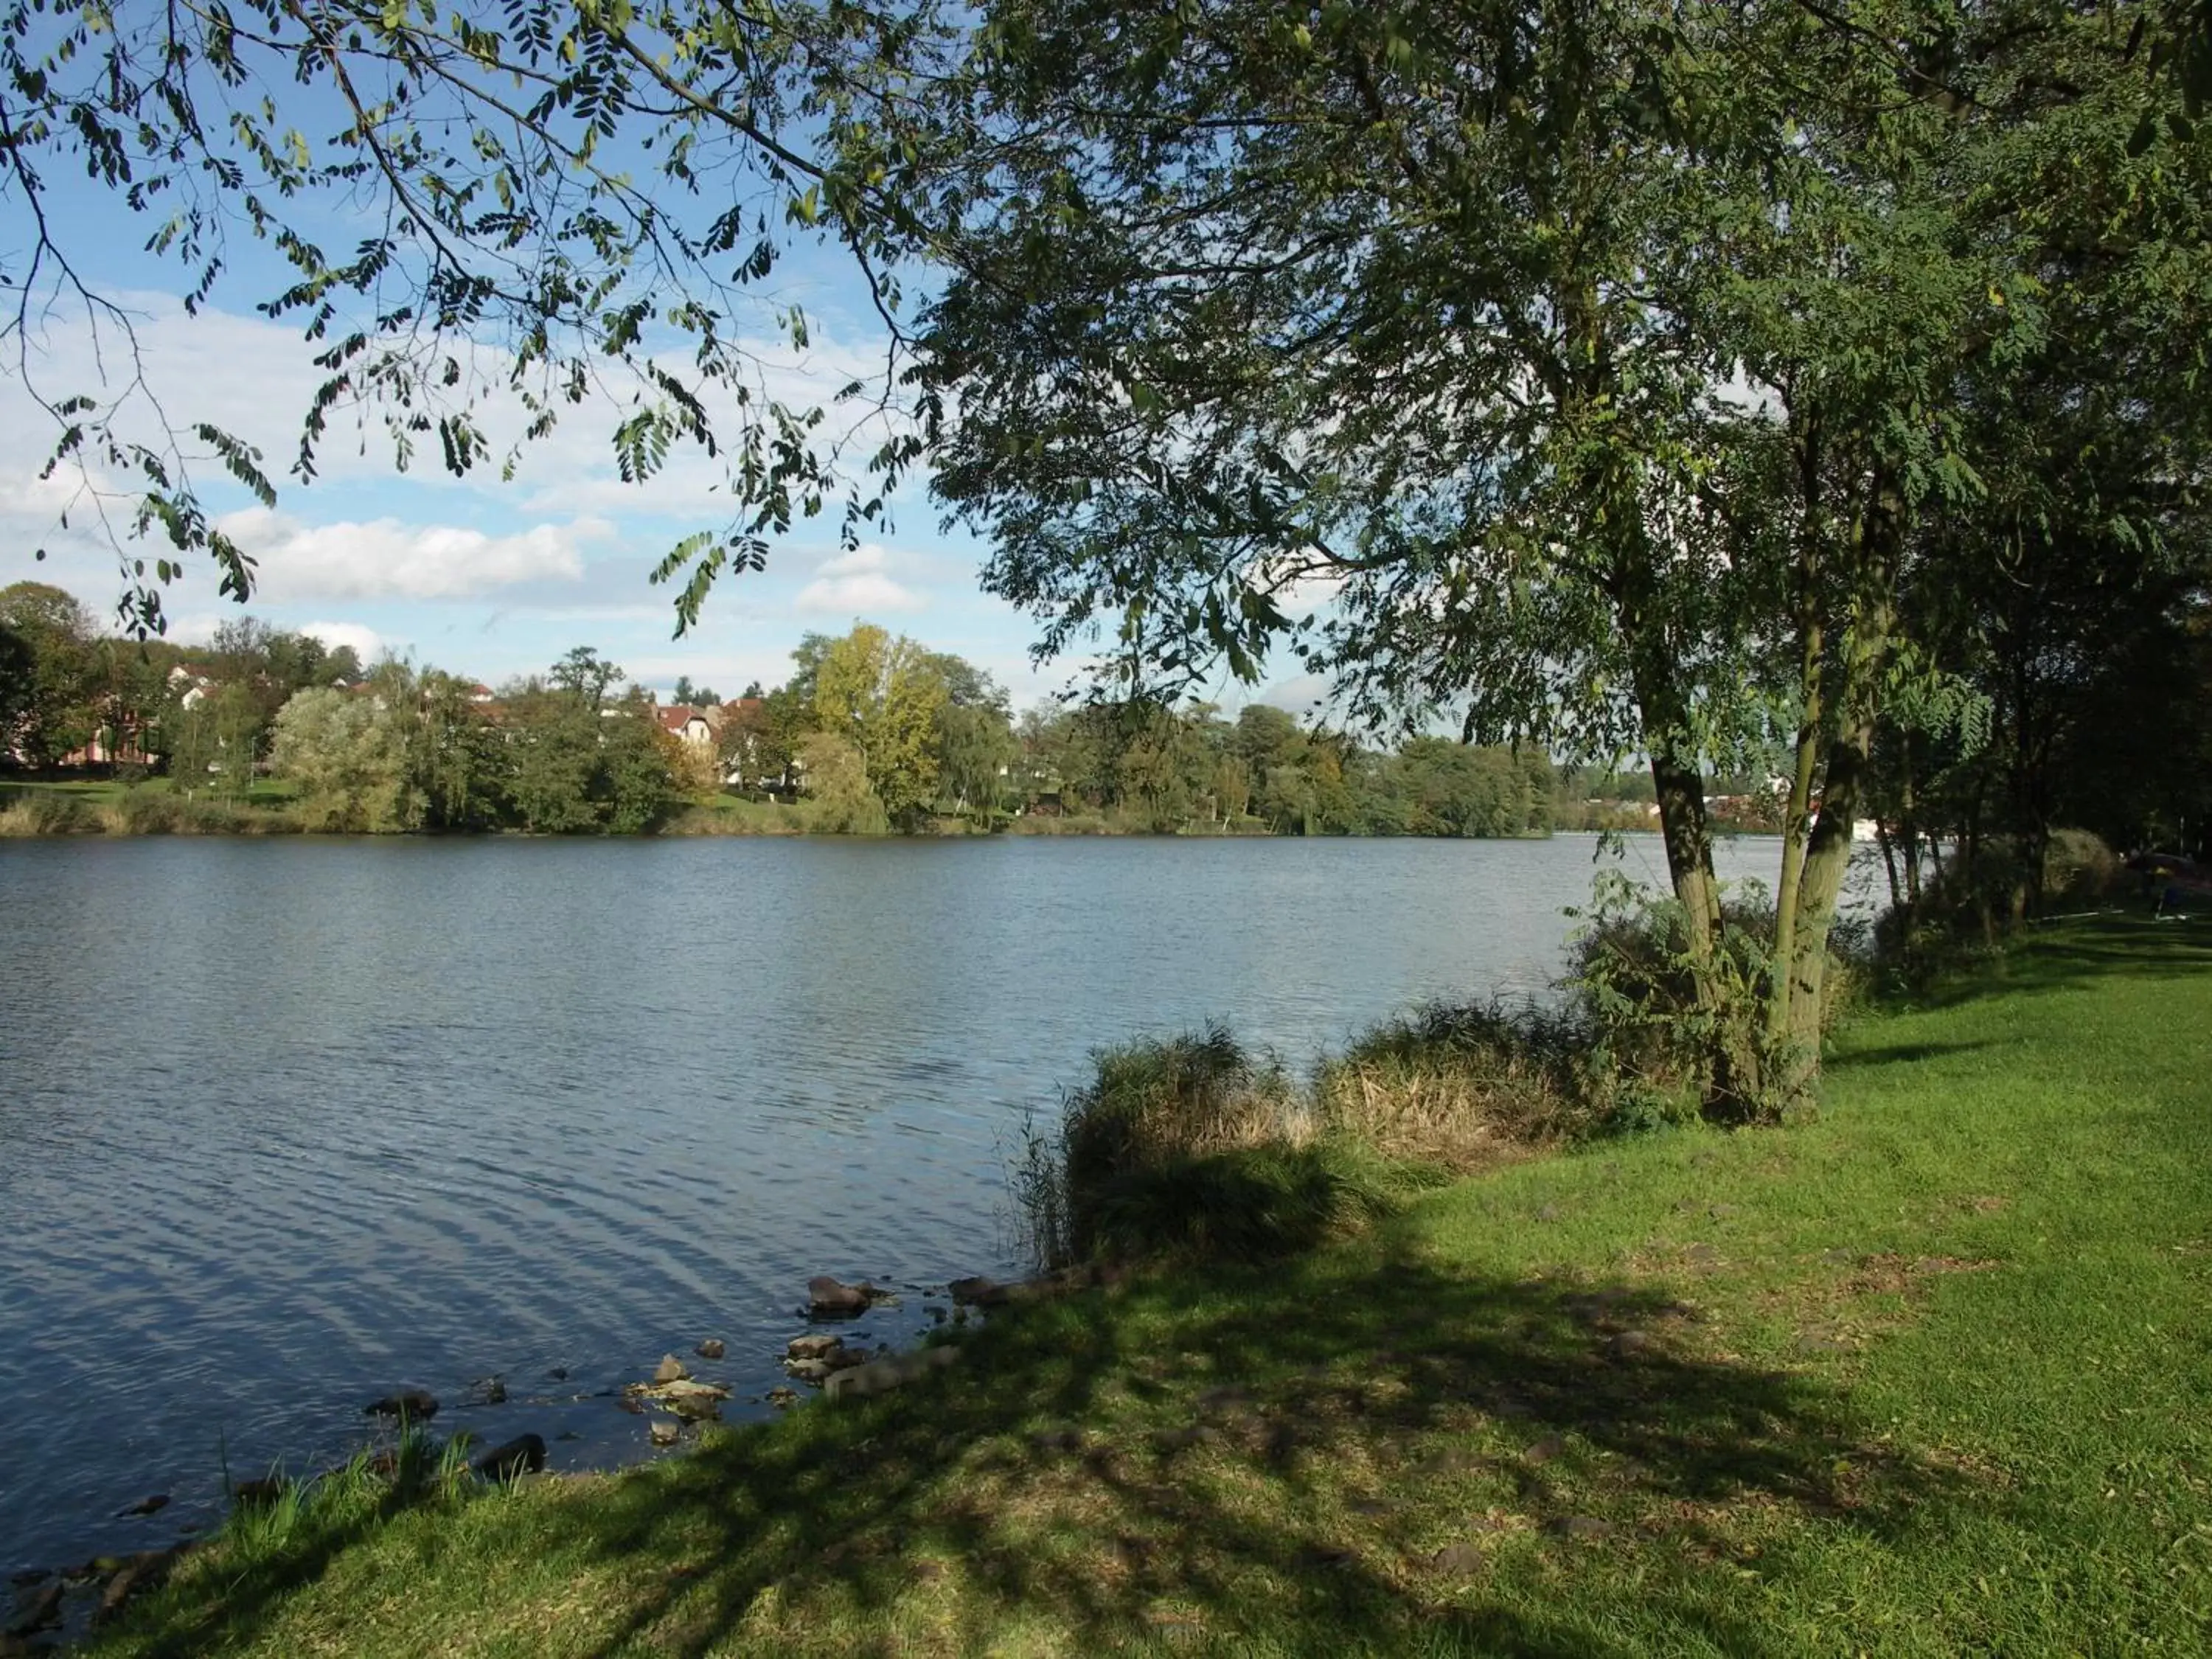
[4, 591, 1700, 840]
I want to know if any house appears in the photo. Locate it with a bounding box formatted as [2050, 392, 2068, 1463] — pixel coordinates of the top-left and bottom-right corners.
[655, 703, 723, 749]
[167, 664, 215, 709]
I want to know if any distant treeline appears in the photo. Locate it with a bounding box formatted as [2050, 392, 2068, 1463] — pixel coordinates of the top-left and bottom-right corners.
[1, 590, 1739, 837]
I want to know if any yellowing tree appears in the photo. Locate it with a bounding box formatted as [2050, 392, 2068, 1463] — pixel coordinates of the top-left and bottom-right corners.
[810, 625, 948, 827]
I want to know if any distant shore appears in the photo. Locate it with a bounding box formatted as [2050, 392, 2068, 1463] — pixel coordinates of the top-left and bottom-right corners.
[1, 779, 1767, 842]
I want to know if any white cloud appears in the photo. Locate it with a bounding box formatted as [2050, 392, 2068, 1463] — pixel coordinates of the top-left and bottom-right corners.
[214, 507, 604, 601]
[793, 570, 927, 616]
[791, 541, 928, 616]
[299, 620, 386, 663]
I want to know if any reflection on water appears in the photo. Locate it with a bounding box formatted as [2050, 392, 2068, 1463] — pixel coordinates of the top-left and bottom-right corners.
[0, 832, 1867, 1571]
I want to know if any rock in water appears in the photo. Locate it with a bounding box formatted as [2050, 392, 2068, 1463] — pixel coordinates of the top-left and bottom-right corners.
[946, 1276, 1000, 1306]
[787, 1332, 844, 1360]
[116, 1494, 170, 1518]
[473, 1433, 547, 1481]
[695, 1338, 725, 1360]
[364, 1388, 439, 1420]
[648, 1419, 681, 1447]
[653, 1353, 690, 1384]
[6, 1578, 63, 1636]
[807, 1276, 874, 1315]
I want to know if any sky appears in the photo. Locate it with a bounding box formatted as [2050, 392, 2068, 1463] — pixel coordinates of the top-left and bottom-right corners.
[0, 91, 1325, 717]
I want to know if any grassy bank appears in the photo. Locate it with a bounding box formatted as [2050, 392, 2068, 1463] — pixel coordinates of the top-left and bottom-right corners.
[77, 919, 2212, 1655]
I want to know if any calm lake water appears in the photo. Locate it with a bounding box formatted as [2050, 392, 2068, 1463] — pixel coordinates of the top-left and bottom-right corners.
[0, 832, 1873, 1572]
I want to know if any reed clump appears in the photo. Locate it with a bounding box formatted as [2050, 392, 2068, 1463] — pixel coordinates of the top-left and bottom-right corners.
[1315, 999, 1601, 1170]
[0, 792, 95, 835]
[1018, 1004, 1616, 1268]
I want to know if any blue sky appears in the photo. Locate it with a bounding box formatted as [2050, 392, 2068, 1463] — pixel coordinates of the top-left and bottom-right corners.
[0, 141, 1322, 716]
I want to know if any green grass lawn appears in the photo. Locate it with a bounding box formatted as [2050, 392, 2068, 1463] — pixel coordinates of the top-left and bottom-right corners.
[1, 776, 296, 807]
[86, 919, 2212, 1656]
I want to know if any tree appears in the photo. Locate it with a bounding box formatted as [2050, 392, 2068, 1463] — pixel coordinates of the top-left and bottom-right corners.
[0, 581, 100, 765]
[936, 700, 1017, 818]
[796, 730, 889, 834]
[270, 686, 417, 831]
[164, 681, 263, 799]
[0, 621, 31, 759]
[412, 671, 512, 831]
[908, 0, 2212, 1114]
[811, 624, 949, 825]
[671, 675, 720, 707]
[0, 0, 964, 634]
[549, 647, 624, 713]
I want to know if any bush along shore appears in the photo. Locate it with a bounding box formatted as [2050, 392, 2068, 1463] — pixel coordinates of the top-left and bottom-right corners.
[38, 915, 2211, 1656]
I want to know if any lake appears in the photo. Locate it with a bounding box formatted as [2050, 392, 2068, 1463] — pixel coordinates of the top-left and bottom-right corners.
[0, 832, 1877, 1573]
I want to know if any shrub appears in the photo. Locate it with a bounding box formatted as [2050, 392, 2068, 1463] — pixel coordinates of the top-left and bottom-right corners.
[1015, 1010, 1624, 1270]
[1872, 827, 2118, 992]
[1078, 1142, 1398, 1263]
[1318, 999, 1605, 1165]
[1566, 874, 1863, 1119]
[2043, 827, 2121, 906]
[0, 791, 94, 835]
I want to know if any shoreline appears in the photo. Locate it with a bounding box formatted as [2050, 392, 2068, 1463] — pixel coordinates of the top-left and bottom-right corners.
[53, 918, 2211, 1655]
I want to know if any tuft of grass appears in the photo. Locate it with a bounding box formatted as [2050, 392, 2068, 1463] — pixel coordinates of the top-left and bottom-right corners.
[0, 791, 96, 835]
[659, 797, 807, 835]
[1026, 1004, 1634, 1267]
[1319, 998, 1604, 1166]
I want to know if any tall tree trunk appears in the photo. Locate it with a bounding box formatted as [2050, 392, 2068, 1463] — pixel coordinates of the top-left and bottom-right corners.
[1779, 473, 1903, 1107]
[1877, 821, 1902, 912]
[1637, 672, 1761, 1116]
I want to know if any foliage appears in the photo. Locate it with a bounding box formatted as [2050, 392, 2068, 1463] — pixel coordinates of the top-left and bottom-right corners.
[793, 730, 888, 835]
[269, 689, 417, 832]
[0, 0, 951, 634]
[810, 624, 950, 824]
[0, 580, 101, 764]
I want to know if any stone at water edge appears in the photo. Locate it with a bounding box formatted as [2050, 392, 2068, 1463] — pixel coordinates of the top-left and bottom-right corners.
[787, 1332, 845, 1361]
[5, 1579, 63, 1637]
[946, 1276, 1001, 1306]
[473, 1433, 548, 1481]
[807, 1276, 877, 1315]
[653, 1353, 690, 1385]
[364, 1388, 439, 1419]
[648, 1419, 681, 1447]
[92, 1548, 182, 1628]
[695, 1338, 726, 1360]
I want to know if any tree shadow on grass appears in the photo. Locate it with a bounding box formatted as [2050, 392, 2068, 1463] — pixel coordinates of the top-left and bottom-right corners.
[1827, 1038, 2006, 1071]
[114, 1248, 1984, 1658]
[1888, 915, 2212, 1012]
